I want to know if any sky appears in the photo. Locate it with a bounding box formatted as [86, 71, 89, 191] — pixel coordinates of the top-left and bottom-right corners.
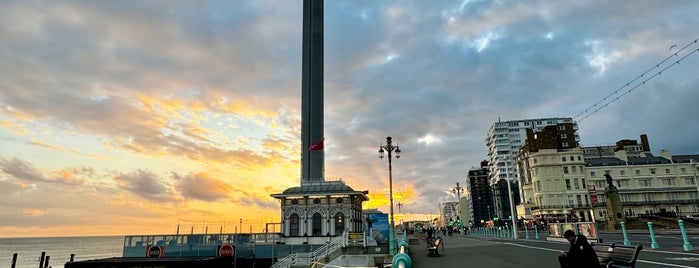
[1, 0, 698, 238]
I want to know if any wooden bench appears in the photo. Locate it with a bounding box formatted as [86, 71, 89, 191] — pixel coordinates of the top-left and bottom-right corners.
[591, 243, 643, 268]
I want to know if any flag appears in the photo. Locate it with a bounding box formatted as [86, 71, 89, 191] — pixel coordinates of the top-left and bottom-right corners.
[307, 140, 324, 151]
[361, 190, 369, 195]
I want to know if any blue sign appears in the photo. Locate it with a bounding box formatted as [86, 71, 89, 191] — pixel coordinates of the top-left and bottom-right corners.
[367, 213, 389, 244]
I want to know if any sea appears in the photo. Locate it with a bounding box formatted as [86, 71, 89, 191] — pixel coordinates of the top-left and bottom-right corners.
[0, 236, 124, 268]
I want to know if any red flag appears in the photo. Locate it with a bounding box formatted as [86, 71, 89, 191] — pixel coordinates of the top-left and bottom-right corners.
[308, 140, 324, 151]
[361, 190, 369, 195]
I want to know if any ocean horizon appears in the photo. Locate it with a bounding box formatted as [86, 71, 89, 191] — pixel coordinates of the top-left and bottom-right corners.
[0, 236, 124, 268]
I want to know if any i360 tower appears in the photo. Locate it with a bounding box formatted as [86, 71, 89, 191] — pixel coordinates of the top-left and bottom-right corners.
[271, 0, 369, 245]
[301, 0, 324, 183]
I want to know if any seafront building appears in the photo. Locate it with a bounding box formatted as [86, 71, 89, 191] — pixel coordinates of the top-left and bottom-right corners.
[485, 117, 578, 219]
[439, 202, 459, 227]
[515, 127, 699, 224]
[513, 122, 582, 221]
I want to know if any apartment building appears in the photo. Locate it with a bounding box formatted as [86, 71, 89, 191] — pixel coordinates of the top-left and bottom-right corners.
[517, 131, 699, 223]
[485, 118, 578, 219]
[468, 161, 495, 226]
[515, 123, 586, 222]
[486, 117, 578, 184]
[586, 152, 699, 220]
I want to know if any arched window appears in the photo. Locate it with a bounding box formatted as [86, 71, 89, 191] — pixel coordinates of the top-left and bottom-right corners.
[334, 212, 345, 234]
[312, 213, 322, 236]
[289, 214, 299, 236]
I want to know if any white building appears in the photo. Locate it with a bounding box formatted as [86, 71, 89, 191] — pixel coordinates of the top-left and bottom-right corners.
[516, 132, 699, 224]
[486, 118, 578, 219]
[486, 117, 578, 185]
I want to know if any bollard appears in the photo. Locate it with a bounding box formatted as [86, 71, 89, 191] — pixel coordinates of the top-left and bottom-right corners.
[525, 225, 529, 240]
[44, 256, 50, 268]
[647, 222, 659, 249]
[39, 252, 46, 268]
[535, 226, 540, 240]
[620, 222, 630, 246]
[678, 220, 694, 251]
[11, 253, 17, 268]
[70, 253, 75, 262]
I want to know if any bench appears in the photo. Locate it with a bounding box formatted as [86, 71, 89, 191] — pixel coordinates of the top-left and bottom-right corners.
[591, 243, 643, 268]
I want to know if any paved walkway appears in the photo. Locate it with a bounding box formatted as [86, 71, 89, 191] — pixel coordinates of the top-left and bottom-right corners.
[408, 235, 561, 268]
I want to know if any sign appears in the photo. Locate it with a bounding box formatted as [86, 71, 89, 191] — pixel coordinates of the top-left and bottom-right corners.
[589, 185, 598, 204]
[218, 244, 235, 257]
[146, 246, 163, 258]
[348, 233, 363, 240]
[367, 213, 388, 244]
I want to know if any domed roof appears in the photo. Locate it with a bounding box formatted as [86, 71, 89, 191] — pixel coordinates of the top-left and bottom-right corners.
[271, 180, 367, 198]
[282, 182, 354, 194]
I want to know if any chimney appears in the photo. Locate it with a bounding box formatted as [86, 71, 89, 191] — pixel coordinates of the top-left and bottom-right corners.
[640, 134, 650, 152]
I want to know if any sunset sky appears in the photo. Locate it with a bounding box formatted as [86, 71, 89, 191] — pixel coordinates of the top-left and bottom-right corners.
[1, 1, 698, 238]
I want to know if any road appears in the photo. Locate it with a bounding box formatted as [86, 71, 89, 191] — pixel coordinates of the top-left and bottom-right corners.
[408, 235, 699, 268]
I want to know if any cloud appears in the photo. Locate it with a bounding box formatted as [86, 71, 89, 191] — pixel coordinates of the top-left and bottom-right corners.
[0, 0, 698, 236]
[175, 172, 232, 202]
[114, 170, 176, 202]
[0, 158, 51, 182]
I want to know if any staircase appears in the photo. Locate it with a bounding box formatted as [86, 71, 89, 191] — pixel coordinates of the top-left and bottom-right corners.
[271, 231, 348, 268]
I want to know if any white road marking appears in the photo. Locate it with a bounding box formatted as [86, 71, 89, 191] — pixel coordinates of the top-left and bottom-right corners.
[501, 242, 699, 268]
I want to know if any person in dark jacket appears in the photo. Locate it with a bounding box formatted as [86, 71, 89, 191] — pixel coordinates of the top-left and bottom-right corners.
[558, 230, 600, 268]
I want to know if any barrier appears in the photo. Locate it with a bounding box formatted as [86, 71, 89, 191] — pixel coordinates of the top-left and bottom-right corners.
[392, 233, 412, 268]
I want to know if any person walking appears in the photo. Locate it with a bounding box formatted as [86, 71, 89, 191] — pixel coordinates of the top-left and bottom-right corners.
[558, 230, 600, 268]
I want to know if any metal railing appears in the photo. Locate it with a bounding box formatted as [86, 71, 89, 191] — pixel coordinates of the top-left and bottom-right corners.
[271, 231, 348, 268]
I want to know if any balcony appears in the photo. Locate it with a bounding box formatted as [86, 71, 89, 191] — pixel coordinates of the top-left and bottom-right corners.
[592, 199, 697, 207]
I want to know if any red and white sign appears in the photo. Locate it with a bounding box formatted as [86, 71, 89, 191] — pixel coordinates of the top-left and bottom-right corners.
[218, 244, 235, 257]
[146, 246, 164, 258]
[589, 185, 598, 204]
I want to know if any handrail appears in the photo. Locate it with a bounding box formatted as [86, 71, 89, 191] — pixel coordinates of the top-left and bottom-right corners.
[392, 233, 412, 268]
[271, 231, 348, 268]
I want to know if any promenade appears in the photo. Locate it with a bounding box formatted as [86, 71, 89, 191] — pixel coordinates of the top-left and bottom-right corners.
[407, 234, 699, 268]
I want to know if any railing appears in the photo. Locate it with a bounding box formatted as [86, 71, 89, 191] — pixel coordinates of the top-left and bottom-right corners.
[271, 231, 348, 268]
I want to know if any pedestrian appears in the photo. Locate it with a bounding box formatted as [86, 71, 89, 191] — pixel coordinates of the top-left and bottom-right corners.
[558, 230, 600, 268]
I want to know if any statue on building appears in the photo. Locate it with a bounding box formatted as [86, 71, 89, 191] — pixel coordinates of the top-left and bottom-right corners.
[605, 174, 613, 188]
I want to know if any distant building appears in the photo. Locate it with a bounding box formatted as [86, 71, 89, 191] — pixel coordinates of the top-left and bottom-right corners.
[485, 117, 578, 185]
[468, 160, 495, 226]
[440, 202, 458, 227]
[493, 179, 521, 222]
[515, 122, 586, 222]
[585, 145, 699, 220]
[517, 132, 699, 224]
[582, 134, 651, 160]
[485, 118, 579, 219]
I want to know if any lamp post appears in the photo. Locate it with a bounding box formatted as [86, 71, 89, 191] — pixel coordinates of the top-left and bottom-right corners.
[504, 157, 517, 239]
[397, 201, 404, 227]
[452, 182, 465, 235]
[692, 159, 699, 200]
[379, 136, 401, 255]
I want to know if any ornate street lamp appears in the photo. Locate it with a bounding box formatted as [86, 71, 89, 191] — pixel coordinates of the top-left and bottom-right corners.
[379, 136, 400, 255]
[452, 182, 465, 235]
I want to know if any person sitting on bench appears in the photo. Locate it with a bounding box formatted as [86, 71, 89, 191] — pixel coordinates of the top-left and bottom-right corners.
[558, 230, 600, 268]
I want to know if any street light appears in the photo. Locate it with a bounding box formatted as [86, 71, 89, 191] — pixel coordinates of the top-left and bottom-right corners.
[504, 157, 517, 239]
[397, 201, 404, 227]
[692, 159, 699, 200]
[452, 182, 465, 235]
[379, 136, 400, 255]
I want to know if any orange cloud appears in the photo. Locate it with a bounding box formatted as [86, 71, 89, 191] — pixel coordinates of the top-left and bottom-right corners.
[363, 185, 416, 210]
[21, 209, 45, 216]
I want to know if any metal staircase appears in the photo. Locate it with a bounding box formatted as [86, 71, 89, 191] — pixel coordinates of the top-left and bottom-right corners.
[271, 231, 348, 268]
